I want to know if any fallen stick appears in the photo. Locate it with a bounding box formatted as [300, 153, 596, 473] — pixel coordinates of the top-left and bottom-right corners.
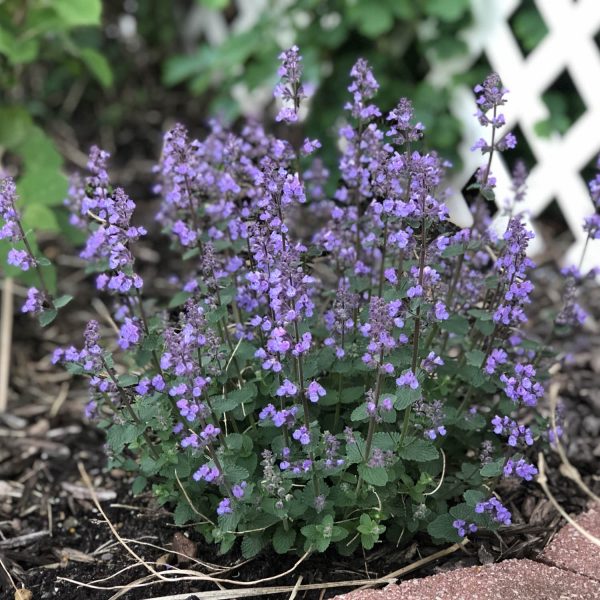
[0, 276, 14, 413]
[135, 578, 398, 600]
[0, 530, 49, 549]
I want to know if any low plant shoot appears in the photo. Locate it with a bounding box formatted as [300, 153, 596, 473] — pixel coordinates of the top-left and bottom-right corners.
[2, 46, 599, 558]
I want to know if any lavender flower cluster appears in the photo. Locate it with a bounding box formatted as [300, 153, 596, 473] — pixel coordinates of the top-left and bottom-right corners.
[3, 46, 599, 557]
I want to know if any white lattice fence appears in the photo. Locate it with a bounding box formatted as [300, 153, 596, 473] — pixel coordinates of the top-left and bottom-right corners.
[191, 0, 600, 267]
[428, 0, 600, 270]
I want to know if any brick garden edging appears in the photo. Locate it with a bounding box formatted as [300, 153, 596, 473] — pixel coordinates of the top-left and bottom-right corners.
[335, 507, 600, 599]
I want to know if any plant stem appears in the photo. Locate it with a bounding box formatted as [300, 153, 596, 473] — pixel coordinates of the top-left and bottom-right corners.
[16, 220, 55, 310]
[355, 349, 385, 496]
[377, 220, 388, 298]
[400, 215, 427, 446]
[101, 357, 160, 460]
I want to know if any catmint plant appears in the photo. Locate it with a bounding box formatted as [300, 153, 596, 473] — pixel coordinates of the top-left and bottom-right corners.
[3, 47, 599, 558]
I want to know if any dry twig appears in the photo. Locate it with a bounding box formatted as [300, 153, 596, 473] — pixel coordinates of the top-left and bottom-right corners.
[537, 453, 600, 548]
[548, 381, 600, 505]
[0, 276, 14, 413]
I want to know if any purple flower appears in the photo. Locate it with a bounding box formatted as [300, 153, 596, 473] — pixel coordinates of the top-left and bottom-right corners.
[66, 149, 146, 295]
[217, 498, 232, 515]
[276, 379, 298, 397]
[7, 248, 35, 271]
[232, 481, 247, 499]
[306, 380, 326, 403]
[491, 415, 534, 447]
[500, 363, 544, 406]
[274, 46, 306, 124]
[485, 348, 508, 375]
[345, 58, 381, 121]
[301, 138, 321, 156]
[386, 98, 424, 145]
[0, 178, 23, 243]
[118, 318, 141, 350]
[135, 378, 150, 395]
[200, 423, 221, 442]
[381, 397, 393, 412]
[434, 301, 449, 321]
[22, 287, 45, 314]
[421, 351, 444, 374]
[453, 519, 477, 538]
[152, 374, 166, 391]
[475, 497, 512, 526]
[193, 464, 220, 483]
[406, 284, 423, 298]
[503, 458, 538, 481]
[474, 73, 509, 128]
[292, 425, 311, 445]
[396, 369, 419, 389]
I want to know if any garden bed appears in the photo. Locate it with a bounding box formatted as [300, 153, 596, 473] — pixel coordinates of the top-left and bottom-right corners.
[1, 262, 598, 600]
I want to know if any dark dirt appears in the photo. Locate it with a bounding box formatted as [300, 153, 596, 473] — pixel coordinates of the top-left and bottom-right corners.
[1, 251, 599, 599]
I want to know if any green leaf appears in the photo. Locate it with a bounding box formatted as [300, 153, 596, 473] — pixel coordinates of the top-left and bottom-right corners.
[441, 244, 466, 258]
[512, 6, 549, 52]
[427, 513, 461, 542]
[464, 489, 485, 506]
[441, 314, 469, 336]
[131, 476, 147, 495]
[358, 464, 388, 486]
[0, 29, 39, 64]
[241, 534, 264, 559]
[173, 501, 195, 526]
[21, 204, 59, 232]
[221, 462, 249, 482]
[424, 0, 470, 21]
[449, 502, 475, 522]
[197, 0, 230, 7]
[79, 47, 114, 87]
[182, 247, 200, 260]
[474, 318, 495, 336]
[394, 387, 421, 410]
[118, 374, 139, 387]
[350, 403, 368, 422]
[54, 294, 73, 308]
[357, 513, 386, 549]
[168, 291, 192, 309]
[480, 457, 505, 478]
[466, 349, 486, 367]
[207, 304, 227, 324]
[106, 423, 143, 454]
[0, 107, 32, 147]
[468, 309, 492, 320]
[38, 309, 57, 327]
[399, 438, 439, 462]
[65, 362, 85, 375]
[52, 0, 102, 26]
[349, 0, 394, 38]
[213, 384, 257, 414]
[341, 386, 365, 404]
[273, 524, 296, 554]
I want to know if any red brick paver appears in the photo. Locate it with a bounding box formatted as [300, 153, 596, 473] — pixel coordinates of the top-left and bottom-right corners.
[541, 504, 600, 581]
[336, 558, 600, 600]
[335, 508, 600, 599]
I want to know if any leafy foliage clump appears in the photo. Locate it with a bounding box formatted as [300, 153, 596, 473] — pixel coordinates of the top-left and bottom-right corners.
[2, 46, 599, 558]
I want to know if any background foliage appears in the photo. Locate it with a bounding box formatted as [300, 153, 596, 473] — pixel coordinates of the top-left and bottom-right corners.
[0, 0, 573, 285]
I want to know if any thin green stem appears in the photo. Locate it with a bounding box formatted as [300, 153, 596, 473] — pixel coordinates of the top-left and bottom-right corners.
[16, 219, 55, 310]
[101, 357, 160, 460]
[400, 215, 427, 446]
[355, 349, 385, 496]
